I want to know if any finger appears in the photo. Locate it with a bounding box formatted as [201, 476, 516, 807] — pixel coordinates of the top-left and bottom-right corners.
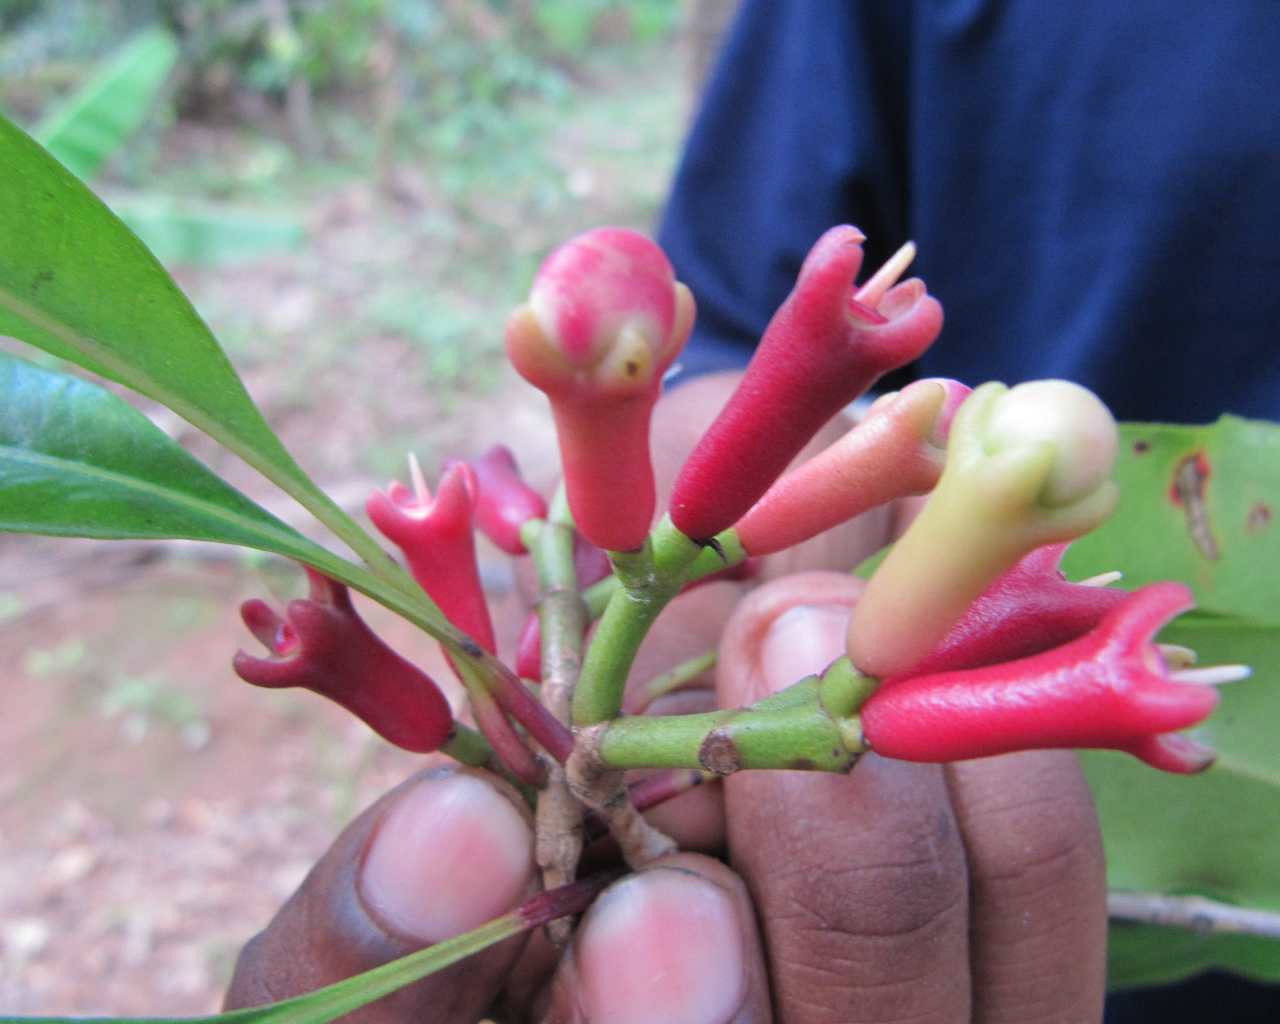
[945, 752, 1107, 1023]
[224, 766, 538, 1024]
[546, 852, 772, 1024]
[718, 576, 972, 1024]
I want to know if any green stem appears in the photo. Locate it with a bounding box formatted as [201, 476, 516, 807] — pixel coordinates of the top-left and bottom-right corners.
[582, 573, 619, 620]
[534, 500, 587, 719]
[441, 723, 538, 806]
[440, 722, 493, 766]
[596, 661, 877, 775]
[579, 529, 745, 622]
[634, 649, 718, 712]
[572, 516, 704, 726]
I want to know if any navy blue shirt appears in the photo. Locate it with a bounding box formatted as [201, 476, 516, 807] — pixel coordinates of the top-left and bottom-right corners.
[658, 1, 1280, 1017]
[658, 0, 1280, 425]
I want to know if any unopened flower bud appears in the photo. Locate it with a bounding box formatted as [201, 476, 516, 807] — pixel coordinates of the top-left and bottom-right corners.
[506, 227, 693, 552]
[862, 583, 1236, 774]
[669, 227, 944, 542]
[849, 380, 1121, 678]
[734, 378, 969, 556]
[234, 570, 453, 753]
[367, 460, 496, 655]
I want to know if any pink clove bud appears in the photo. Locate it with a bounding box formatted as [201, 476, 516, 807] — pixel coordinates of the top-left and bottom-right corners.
[735, 379, 970, 556]
[447, 445, 548, 556]
[669, 226, 945, 542]
[861, 582, 1235, 773]
[505, 227, 694, 552]
[367, 460, 496, 656]
[233, 569, 454, 754]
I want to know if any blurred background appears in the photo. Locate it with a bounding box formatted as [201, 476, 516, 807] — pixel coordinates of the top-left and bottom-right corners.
[0, 0, 737, 1014]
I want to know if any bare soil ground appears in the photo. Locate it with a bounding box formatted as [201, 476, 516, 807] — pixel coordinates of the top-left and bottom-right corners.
[0, 42, 681, 1016]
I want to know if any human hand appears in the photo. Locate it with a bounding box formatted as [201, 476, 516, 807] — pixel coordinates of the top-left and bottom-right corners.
[224, 572, 1107, 1024]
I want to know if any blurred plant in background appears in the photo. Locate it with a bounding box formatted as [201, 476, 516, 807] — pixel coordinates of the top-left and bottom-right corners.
[0, 0, 684, 482]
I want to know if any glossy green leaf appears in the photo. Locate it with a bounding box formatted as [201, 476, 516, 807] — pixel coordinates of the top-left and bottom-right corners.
[0, 109, 431, 614]
[34, 27, 179, 181]
[1085, 613, 1280, 985]
[0, 911, 522, 1024]
[1063, 417, 1280, 622]
[0, 349, 340, 572]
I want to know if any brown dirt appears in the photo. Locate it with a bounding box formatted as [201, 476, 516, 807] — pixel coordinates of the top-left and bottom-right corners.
[0, 534, 535, 1017]
[0, 37, 684, 1015]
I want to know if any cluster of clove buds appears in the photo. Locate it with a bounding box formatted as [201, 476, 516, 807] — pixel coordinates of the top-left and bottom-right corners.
[233, 223, 1245, 816]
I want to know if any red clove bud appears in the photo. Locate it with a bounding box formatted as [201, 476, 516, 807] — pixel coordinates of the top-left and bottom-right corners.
[883, 543, 1128, 684]
[861, 582, 1242, 773]
[447, 445, 548, 556]
[669, 226, 944, 542]
[505, 227, 694, 552]
[367, 460, 496, 655]
[234, 569, 454, 753]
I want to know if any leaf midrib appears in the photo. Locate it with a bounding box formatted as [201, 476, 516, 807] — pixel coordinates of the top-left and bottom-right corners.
[0, 442, 309, 553]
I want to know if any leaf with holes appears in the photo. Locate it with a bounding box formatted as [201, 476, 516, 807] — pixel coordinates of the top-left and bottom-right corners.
[1063, 417, 1280, 622]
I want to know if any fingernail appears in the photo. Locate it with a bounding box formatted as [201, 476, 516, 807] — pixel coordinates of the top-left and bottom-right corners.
[576, 869, 746, 1024]
[760, 604, 851, 694]
[360, 771, 534, 945]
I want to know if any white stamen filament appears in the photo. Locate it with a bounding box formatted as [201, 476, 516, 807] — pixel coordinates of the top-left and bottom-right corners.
[854, 240, 917, 307]
[408, 452, 430, 506]
[1170, 665, 1252, 686]
[1078, 570, 1123, 587]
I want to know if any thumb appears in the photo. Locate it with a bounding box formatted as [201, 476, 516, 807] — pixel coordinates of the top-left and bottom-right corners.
[714, 574, 973, 1023]
[224, 766, 539, 1024]
[716, 571, 863, 707]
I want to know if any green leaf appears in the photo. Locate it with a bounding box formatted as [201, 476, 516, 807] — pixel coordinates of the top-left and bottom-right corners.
[0, 108, 430, 613]
[1084, 614, 1280, 985]
[1063, 417, 1280, 622]
[34, 27, 180, 181]
[0, 349, 337, 570]
[0, 911, 523, 1024]
[1108, 922, 1280, 990]
[852, 543, 890, 581]
[110, 196, 305, 266]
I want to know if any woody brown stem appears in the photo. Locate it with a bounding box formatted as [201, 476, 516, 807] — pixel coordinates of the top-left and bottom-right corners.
[569, 724, 678, 869]
[532, 499, 588, 945]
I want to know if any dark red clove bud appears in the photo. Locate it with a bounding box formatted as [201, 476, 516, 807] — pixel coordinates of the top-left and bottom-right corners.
[883, 543, 1128, 684]
[447, 445, 548, 556]
[233, 569, 454, 753]
[367, 460, 496, 655]
[669, 226, 944, 541]
[861, 582, 1242, 773]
